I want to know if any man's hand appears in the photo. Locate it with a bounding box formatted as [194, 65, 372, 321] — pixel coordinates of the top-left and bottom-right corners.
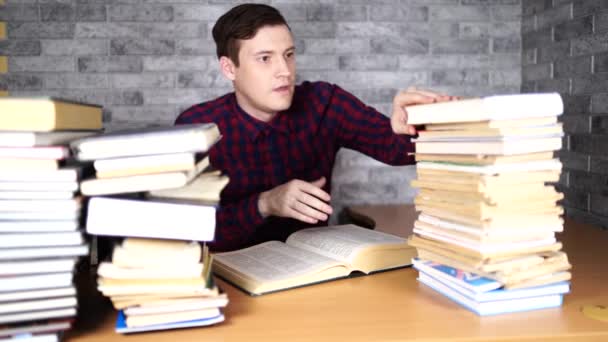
[391, 86, 458, 135]
[258, 177, 332, 224]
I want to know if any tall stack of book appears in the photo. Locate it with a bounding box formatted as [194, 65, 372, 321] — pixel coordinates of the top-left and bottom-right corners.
[405, 93, 571, 316]
[0, 97, 102, 341]
[73, 124, 229, 333]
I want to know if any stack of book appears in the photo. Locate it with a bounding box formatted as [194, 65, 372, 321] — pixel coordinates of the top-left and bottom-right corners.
[0, 97, 102, 341]
[97, 238, 227, 334]
[405, 93, 571, 316]
[74, 124, 230, 333]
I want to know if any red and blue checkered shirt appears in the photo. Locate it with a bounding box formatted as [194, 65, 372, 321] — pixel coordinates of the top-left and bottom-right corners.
[175, 81, 416, 251]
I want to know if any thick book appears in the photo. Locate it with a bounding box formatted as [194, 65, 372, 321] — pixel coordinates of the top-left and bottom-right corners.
[147, 170, 229, 204]
[0, 131, 97, 147]
[213, 224, 416, 296]
[412, 258, 502, 293]
[0, 320, 71, 338]
[0, 168, 79, 182]
[93, 152, 199, 179]
[416, 123, 563, 140]
[0, 97, 102, 132]
[417, 272, 564, 316]
[0, 146, 69, 160]
[0, 245, 88, 260]
[0, 287, 76, 303]
[413, 151, 555, 166]
[406, 93, 563, 125]
[0, 181, 78, 192]
[0, 232, 83, 248]
[86, 197, 215, 241]
[70, 123, 220, 161]
[0, 307, 76, 325]
[413, 136, 562, 155]
[0, 273, 74, 293]
[424, 116, 558, 131]
[0, 258, 77, 276]
[0, 297, 77, 315]
[0, 158, 59, 171]
[0, 220, 79, 233]
[111, 238, 202, 268]
[115, 310, 224, 334]
[122, 294, 229, 315]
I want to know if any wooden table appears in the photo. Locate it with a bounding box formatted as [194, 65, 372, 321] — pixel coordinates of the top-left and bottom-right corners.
[68, 205, 608, 341]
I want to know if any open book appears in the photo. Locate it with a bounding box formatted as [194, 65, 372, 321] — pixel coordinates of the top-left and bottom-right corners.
[213, 224, 416, 296]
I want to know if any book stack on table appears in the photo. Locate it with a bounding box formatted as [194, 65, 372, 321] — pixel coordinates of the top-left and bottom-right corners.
[0, 97, 103, 342]
[406, 93, 571, 316]
[72, 123, 230, 333]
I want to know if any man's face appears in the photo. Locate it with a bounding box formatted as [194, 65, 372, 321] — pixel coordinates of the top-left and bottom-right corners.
[230, 25, 296, 121]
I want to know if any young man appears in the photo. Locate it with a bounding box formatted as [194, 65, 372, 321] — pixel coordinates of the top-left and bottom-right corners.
[176, 3, 455, 251]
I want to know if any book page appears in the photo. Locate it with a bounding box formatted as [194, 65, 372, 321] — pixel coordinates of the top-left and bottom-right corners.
[213, 241, 344, 282]
[285, 225, 405, 264]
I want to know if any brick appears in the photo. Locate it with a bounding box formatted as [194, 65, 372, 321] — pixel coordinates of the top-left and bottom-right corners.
[173, 4, 229, 21]
[536, 3, 572, 29]
[570, 134, 608, 155]
[554, 15, 592, 42]
[563, 95, 591, 114]
[43, 73, 108, 89]
[303, 38, 370, 54]
[370, 37, 429, 54]
[562, 187, 589, 210]
[490, 69, 521, 86]
[432, 39, 488, 54]
[337, 22, 400, 38]
[111, 38, 174, 55]
[521, 15, 536, 34]
[41, 3, 75, 22]
[110, 73, 176, 89]
[573, 75, 608, 94]
[591, 193, 608, 217]
[562, 115, 590, 134]
[571, 35, 608, 57]
[430, 5, 490, 21]
[568, 169, 596, 191]
[11, 89, 143, 106]
[399, 54, 519, 69]
[0, 74, 42, 90]
[493, 37, 520, 53]
[295, 55, 338, 71]
[297, 70, 427, 89]
[520, 81, 536, 93]
[522, 48, 536, 65]
[176, 39, 216, 55]
[369, 6, 428, 21]
[177, 70, 230, 88]
[338, 55, 398, 71]
[559, 150, 589, 171]
[9, 56, 75, 72]
[597, 11, 608, 33]
[591, 156, 608, 174]
[76, 23, 206, 39]
[9, 22, 75, 39]
[76, 4, 107, 21]
[0, 4, 39, 21]
[554, 55, 591, 78]
[108, 5, 173, 22]
[536, 41, 570, 63]
[431, 70, 489, 86]
[273, 4, 308, 21]
[290, 22, 335, 38]
[143, 56, 213, 71]
[592, 93, 608, 113]
[0, 40, 40, 56]
[591, 116, 608, 134]
[565, 207, 608, 229]
[536, 78, 569, 93]
[491, 5, 521, 21]
[573, 0, 608, 18]
[347, 88, 396, 104]
[41, 39, 107, 56]
[522, 63, 551, 81]
[110, 105, 178, 126]
[522, 27, 552, 50]
[522, 0, 550, 16]
[334, 5, 368, 21]
[460, 22, 519, 39]
[78, 56, 142, 73]
[462, 0, 520, 4]
[142, 88, 222, 105]
[595, 53, 608, 73]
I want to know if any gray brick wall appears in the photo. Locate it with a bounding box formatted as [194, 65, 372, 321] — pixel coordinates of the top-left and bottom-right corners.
[0, 0, 522, 221]
[522, 0, 608, 229]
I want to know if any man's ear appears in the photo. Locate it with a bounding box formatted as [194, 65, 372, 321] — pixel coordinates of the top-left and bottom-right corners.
[219, 56, 236, 81]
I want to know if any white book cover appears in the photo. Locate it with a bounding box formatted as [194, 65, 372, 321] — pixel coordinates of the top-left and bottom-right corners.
[0, 131, 96, 147]
[0, 287, 76, 303]
[0, 210, 80, 221]
[86, 197, 215, 241]
[0, 220, 79, 233]
[0, 259, 77, 276]
[0, 191, 74, 200]
[0, 245, 89, 260]
[413, 136, 562, 156]
[0, 199, 81, 213]
[0, 273, 74, 292]
[0, 181, 78, 192]
[94, 152, 195, 172]
[0, 297, 77, 315]
[0, 307, 76, 325]
[416, 159, 562, 175]
[0, 333, 59, 342]
[0, 232, 83, 248]
[0, 147, 69, 160]
[0, 168, 79, 182]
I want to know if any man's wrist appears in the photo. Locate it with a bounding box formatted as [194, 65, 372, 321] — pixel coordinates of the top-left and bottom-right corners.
[257, 191, 270, 218]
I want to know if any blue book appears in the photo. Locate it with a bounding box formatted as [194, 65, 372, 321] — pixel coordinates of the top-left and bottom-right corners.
[412, 258, 502, 293]
[115, 310, 225, 334]
[417, 272, 565, 316]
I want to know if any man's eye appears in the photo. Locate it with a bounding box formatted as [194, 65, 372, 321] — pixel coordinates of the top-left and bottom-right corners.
[259, 56, 270, 63]
[286, 52, 295, 59]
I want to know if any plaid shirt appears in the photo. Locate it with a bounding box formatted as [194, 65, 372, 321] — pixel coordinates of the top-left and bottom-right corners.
[175, 81, 415, 251]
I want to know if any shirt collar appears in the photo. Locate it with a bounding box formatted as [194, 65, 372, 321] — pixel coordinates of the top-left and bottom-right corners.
[230, 93, 293, 141]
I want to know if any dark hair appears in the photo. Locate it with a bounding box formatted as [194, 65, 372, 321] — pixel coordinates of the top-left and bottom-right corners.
[212, 4, 290, 67]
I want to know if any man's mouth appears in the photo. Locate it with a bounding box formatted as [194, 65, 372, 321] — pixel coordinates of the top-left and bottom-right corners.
[273, 85, 291, 93]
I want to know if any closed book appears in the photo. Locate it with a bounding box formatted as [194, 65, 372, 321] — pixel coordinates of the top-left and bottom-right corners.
[0, 232, 83, 248]
[0, 199, 81, 213]
[0, 319, 71, 337]
[416, 123, 563, 140]
[71, 123, 220, 161]
[0, 158, 58, 171]
[0, 245, 88, 260]
[0, 146, 69, 160]
[0, 258, 77, 276]
[111, 238, 202, 268]
[122, 294, 228, 315]
[0, 131, 97, 147]
[0, 168, 79, 182]
[97, 262, 205, 280]
[412, 258, 502, 293]
[0, 287, 76, 303]
[0, 97, 102, 132]
[0, 210, 80, 221]
[413, 136, 562, 155]
[115, 310, 224, 334]
[424, 116, 558, 131]
[0, 181, 78, 192]
[86, 197, 216, 241]
[413, 151, 554, 165]
[417, 272, 564, 316]
[0, 220, 79, 233]
[0, 297, 77, 315]
[94, 152, 199, 179]
[0, 307, 76, 325]
[0, 273, 74, 292]
[147, 170, 229, 204]
[0, 191, 74, 200]
[123, 307, 221, 328]
[406, 93, 563, 125]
